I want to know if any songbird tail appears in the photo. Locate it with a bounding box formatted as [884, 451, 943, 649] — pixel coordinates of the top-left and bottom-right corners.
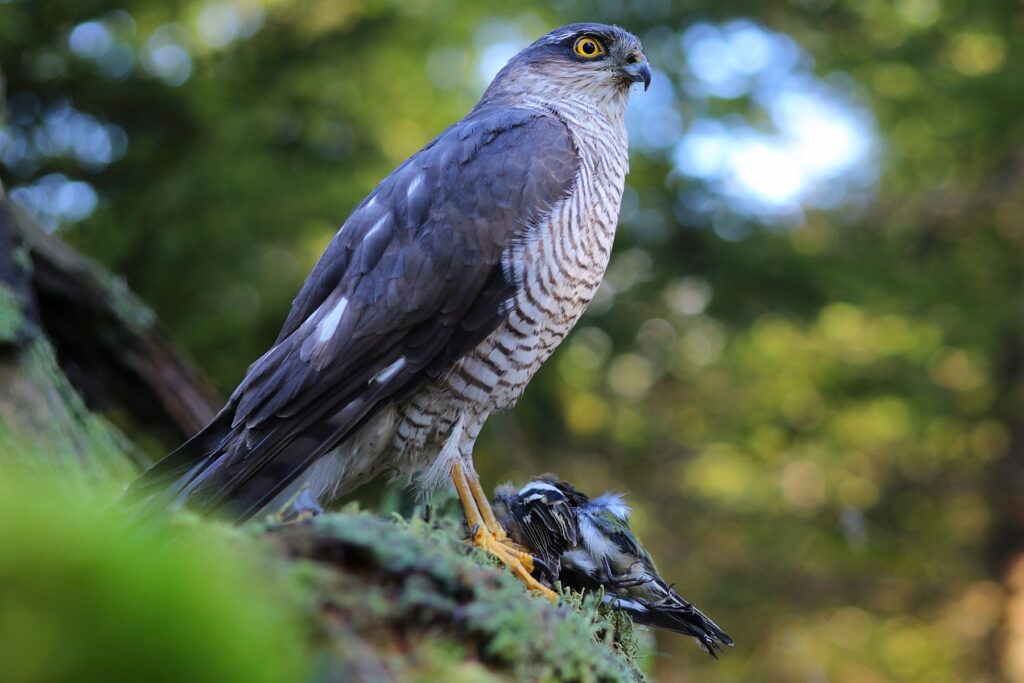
[614, 593, 733, 658]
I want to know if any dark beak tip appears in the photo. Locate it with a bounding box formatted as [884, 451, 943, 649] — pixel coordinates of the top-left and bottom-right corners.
[641, 63, 652, 91]
[623, 61, 653, 91]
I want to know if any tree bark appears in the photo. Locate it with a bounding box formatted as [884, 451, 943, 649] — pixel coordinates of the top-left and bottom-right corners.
[990, 333, 1024, 682]
[0, 193, 218, 479]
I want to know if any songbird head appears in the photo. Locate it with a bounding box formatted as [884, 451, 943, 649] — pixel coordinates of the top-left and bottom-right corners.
[493, 476, 581, 584]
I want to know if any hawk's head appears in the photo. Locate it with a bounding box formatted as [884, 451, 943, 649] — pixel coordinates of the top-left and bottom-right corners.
[481, 23, 650, 110]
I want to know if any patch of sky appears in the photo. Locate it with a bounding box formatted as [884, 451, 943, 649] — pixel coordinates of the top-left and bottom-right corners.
[626, 19, 880, 227]
[10, 174, 99, 232]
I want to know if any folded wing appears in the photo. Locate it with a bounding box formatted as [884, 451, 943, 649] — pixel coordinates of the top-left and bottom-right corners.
[131, 106, 578, 521]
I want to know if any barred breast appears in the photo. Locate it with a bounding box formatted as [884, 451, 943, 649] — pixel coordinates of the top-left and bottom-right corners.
[389, 98, 630, 483]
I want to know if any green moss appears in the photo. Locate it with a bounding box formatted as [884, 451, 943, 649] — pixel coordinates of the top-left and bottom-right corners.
[0, 472, 309, 683]
[0, 339, 140, 481]
[0, 282, 24, 343]
[267, 506, 647, 682]
[0, 457, 648, 682]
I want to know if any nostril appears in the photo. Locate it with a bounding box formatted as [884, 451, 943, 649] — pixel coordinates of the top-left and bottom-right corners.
[627, 53, 644, 64]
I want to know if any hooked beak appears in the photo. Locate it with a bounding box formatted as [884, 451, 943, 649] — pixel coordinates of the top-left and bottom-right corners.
[621, 53, 652, 91]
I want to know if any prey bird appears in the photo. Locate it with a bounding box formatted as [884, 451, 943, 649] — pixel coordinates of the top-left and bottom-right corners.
[129, 24, 652, 599]
[494, 477, 734, 656]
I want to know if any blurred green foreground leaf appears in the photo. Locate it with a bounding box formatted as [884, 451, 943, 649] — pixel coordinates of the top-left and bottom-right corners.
[0, 469, 646, 683]
[0, 470, 307, 683]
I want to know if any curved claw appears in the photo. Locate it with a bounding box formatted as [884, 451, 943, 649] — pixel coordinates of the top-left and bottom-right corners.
[452, 462, 558, 601]
[273, 486, 324, 524]
[472, 523, 558, 601]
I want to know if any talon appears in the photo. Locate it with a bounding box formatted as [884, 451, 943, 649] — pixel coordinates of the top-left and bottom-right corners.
[451, 462, 557, 601]
[530, 555, 560, 586]
[273, 485, 324, 524]
[472, 523, 557, 601]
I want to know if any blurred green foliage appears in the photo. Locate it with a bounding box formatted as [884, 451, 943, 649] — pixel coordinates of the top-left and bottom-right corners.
[3, 0, 1024, 681]
[0, 469, 307, 683]
[0, 466, 647, 683]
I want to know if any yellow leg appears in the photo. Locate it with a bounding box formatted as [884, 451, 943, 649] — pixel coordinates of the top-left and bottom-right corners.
[468, 475, 509, 539]
[452, 461, 486, 535]
[468, 470, 538, 558]
[271, 485, 324, 524]
[452, 462, 557, 601]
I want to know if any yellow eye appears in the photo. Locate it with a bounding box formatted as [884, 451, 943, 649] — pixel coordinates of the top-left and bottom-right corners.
[573, 36, 605, 59]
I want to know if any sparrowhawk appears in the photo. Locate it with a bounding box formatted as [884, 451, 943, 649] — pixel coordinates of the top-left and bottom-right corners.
[132, 23, 652, 597]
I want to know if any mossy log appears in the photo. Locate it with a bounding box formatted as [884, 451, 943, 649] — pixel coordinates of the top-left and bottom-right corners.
[0, 191, 219, 475]
[263, 509, 648, 682]
[0, 190, 649, 682]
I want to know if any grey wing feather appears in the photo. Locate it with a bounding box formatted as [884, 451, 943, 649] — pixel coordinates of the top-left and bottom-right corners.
[131, 106, 578, 520]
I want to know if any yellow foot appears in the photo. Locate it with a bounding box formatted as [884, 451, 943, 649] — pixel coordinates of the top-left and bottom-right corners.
[271, 486, 324, 524]
[470, 523, 558, 601]
[451, 461, 557, 602]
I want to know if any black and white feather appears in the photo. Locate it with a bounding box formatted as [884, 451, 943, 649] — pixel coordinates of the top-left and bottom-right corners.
[494, 475, 734, 658]
[492, 479, 582, 582]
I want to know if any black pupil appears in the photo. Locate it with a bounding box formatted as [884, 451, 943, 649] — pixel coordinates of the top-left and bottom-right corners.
[581, 40, 595, 54]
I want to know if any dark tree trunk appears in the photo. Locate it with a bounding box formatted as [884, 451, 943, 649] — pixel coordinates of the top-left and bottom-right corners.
[0, 191, 219, 479]
[989, 330, 1024, 681]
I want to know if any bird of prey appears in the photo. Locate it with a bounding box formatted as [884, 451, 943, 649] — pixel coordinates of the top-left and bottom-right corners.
[130, 23, 651, 599]
[494, 476, 734, 657]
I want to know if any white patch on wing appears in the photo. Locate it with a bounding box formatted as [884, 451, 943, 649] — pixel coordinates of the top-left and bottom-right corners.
[563, 549, 598, 576]
[579, 513, 616, 559]
[316, 296, 348, 343]
[592, 493, 631, 521]
[364, 214, 388, 242]
[407, 172, 424, 198]
[372, 357, 406, 384]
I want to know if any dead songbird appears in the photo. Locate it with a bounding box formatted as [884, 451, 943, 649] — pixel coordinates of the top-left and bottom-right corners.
[494, 476, 733, 657]
[491, 478, 584, 582]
